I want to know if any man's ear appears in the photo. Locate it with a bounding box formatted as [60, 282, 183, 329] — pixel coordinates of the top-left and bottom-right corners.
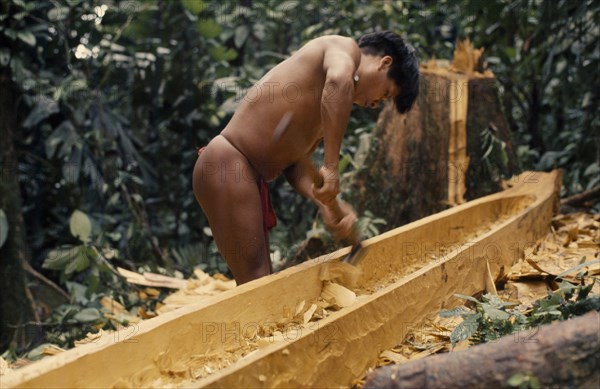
[378, 55, 393, 70]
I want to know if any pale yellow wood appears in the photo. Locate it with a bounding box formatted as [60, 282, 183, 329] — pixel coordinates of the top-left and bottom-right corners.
[3, 171, 561, 389]
[448, 75, 469, 205]
[420, 60, 496, 206]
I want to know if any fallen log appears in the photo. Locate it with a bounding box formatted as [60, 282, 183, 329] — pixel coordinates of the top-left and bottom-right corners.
[561, 185, 600, 207]
[2, 171, 561, 389]
[364, 311, 600, 389]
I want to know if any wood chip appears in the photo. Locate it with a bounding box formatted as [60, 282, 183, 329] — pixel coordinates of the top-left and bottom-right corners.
[100, 296, 127, 315]
[379, 350, 408, 365]
[117, 267, 187, 289]
[321, 282, 356, 308]
[408, 344, 447, 360]
[0, 357, 12, 376]
[42, 345, 66, 356]
[294, 300, 306, 317]
[303, 304, 318, 324]
[74, 331, 104, 347]
[212, 273, 231, 282]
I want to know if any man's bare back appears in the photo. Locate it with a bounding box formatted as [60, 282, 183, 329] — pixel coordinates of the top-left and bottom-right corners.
[221, 35, 360, 182]
[193, 32, 419, 284]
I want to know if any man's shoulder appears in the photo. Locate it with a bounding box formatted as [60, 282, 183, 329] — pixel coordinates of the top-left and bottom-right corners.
[304, 35, 360, 62]
[309, 35, 358, 49]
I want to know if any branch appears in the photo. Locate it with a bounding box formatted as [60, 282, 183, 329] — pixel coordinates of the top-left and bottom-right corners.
[23, 284, 41, 324]
[561, 185, 600, 206]
[21, 260, 70, 300]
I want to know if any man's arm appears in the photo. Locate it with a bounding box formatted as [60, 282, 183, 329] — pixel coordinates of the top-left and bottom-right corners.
[315, 45, 358, 205]
[284, 155, 357, 241]
[283, 156, 319, 201]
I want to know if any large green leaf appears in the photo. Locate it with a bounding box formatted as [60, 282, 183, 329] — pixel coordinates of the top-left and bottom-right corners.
[17, 30, 36, 46]
[73, 307, 102, 323]
[11, 0, 27, 8]
[450, 314, 480, 345]
[64, 248, 90, 275]
[483, 306, 511, 320]
[0, 209, 8, 249]
[70, 210, 92, 243]
[181, 0, 205, 14]
[3, 28, 17, 40]
[208, 46, 237, 61]
[45, 120, 79, 159]
[65, 281, 89, 305]
[197, 19, 221, 38]
[43, 246, 79, 270]
[47, 6, 69, 21]
[22, 96, 59, 128]
[234, 25, 249, 48]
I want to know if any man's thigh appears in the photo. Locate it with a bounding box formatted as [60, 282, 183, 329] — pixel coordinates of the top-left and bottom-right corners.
[193, 137, 271, 284]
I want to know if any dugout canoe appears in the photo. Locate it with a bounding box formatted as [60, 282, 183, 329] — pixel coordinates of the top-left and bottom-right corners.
[3, 170, 561, 388]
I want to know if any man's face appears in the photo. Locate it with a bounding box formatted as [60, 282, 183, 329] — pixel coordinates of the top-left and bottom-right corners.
[353, 55, 399, 109]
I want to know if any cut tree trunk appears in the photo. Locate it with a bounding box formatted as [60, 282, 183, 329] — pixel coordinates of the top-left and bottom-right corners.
[350, 48, 519, 230]
[364, 311, 600, 389]
[3, 171, 561, 389]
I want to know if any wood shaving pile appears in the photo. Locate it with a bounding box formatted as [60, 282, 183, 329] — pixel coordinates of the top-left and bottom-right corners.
[129, 281, 357, 388]
[155, 269, 236, 314]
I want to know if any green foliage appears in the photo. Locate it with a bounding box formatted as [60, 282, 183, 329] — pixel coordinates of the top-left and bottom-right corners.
[480, 125, 510, 181]
[356, 210, 387, 239]
[37, 210, 163, 350]
[529, 278, 600, 326]
[4, 0, 596, 276]
[442, 266, 599, 347]
[69, 210, 92, 244]
[463, 0, 599, 200]
[441, 293, 527, 346]
[43, 210, 119, 288]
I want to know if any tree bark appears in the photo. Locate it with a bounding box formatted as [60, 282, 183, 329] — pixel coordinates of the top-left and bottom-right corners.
[0, 68, 35, 350]
[364, 311, 600, 389]
[350, 65, 519, 230]
[464, 77, 520, 199]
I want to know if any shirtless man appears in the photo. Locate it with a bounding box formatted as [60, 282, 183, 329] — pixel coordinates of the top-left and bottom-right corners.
[193, 31, 419, 284]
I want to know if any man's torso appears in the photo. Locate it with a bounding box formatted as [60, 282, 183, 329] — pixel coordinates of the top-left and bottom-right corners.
[221, 35, 359, 181]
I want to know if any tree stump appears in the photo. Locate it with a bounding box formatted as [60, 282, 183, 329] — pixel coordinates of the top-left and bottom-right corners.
[350, 40, 519, 230]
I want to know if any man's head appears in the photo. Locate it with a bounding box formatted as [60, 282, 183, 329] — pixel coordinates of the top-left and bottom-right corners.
[355, 31, 419, 113]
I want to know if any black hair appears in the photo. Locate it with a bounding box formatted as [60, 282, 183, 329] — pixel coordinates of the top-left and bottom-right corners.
[358, 31, 419, 114]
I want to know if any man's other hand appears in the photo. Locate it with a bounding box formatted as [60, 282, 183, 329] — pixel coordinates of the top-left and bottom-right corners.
[319, 200, 357, 242]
